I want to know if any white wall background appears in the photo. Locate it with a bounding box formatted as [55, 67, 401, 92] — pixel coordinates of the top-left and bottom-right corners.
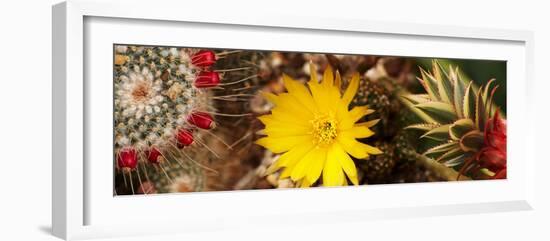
[0, 0, 548, 240]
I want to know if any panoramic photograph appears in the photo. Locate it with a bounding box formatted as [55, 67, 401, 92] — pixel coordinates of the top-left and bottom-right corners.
[113, 45, 507, 195]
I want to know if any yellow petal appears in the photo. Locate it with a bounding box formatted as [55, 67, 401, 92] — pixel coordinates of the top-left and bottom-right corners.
[255, 135, 311, 153]
[334, 70, 342, 90]
[327, 143, 359, 185]
[340, 173, 347, 185]
[322, 65, 334, 88]
[340, 106, 375, 130]
[342, 72, 359, 105]
[342, 176, 348, 186]
[257, 115, 274, 125]
[263, 118, 312, 137]
[271, 108, 307, 124]
[338, 132, 383, 156]
[261, 92, 279, 104]
[308, 81, 330, 113]
[355, 119, 380, 128]
[282, 74, 318, 113]
[349, 106, 374, 123]
[308, 62, 318, 84]
[357, 142, 383, 155]
[290, 147, 326, 182]
[326, 86, 342, 113]
[299, 178, 312, 188]
[271, 93, 313, 120]
[278, 141, 317, 179]
[336, 134, 369, 159]
[305, 148, 327, 184]
[263, 126, 311, 138]
[289, 156, 313, 181]
[277, 140, 316, 168]
[280, 167, 293, 179]
[322, 156, 344, 186]
[258, 114, 309, 128]
[343, 126, 375, 139]
[335, 99, 349, 124]
[317, 66, 341, 113]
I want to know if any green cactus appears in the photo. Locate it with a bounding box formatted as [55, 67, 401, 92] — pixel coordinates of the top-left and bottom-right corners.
[401, 60, 503, 178]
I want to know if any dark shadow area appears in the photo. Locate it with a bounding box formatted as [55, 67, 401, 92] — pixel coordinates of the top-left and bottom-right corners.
[38, 225, 52, 235]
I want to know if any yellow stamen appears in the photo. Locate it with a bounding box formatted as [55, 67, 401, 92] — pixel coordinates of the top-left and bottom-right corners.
[311, 115, 338, 146]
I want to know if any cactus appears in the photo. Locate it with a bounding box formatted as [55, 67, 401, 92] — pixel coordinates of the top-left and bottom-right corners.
[350, 76, 393, 137]
[401, 60, 506, 179]
[111, 48, 506, 192]
[361, 141, 395, 183]
[113, 45, 255, 194]
[347, 57, 449, 184]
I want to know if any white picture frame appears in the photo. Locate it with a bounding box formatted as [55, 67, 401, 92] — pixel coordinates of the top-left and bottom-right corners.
[52, 0, 535, 240]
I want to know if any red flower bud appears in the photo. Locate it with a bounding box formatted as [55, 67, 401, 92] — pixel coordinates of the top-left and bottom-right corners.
[187, 112, 215, 129]
[191, 50, 216, 67]
[194, 71, 220, 88]
[479, 148, 506, 172]
[491, 169, 507, 180]
[117, 148, 138, 170]
[475, 110, 507, 179]
[146, 147, 162, 164]
[176, 129, 194, 148]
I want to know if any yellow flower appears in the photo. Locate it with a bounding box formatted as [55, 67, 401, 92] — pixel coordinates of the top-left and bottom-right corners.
[256, 64, 382, 187]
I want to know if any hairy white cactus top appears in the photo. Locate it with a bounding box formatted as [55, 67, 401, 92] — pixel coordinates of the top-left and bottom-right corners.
[114, 46, 210, 151]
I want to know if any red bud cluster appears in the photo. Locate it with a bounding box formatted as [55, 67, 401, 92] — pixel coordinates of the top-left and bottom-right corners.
[477, 111, 507, 179]
[192, 50, 221, 89]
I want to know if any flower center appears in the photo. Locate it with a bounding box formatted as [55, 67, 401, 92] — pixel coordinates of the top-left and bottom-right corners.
[131, 82, 150, 102]
[311, 116, 338, 146]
